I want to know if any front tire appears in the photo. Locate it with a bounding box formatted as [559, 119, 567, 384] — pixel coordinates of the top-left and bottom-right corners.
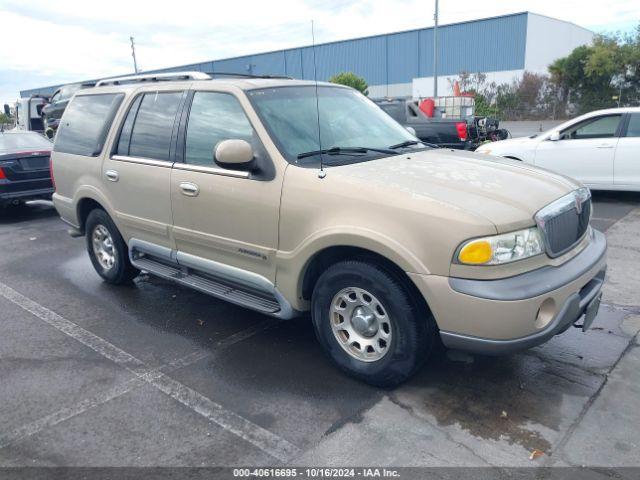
[311, 260, 436, 387]
[85, 209, 139, 284]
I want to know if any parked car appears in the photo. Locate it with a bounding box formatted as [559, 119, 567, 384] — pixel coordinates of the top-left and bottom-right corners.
[476, 107, 640, 191]
[51, 72, 606, 386]
[41, 82, 95, 137]
[0, 131, 53, 208]
[374, 98, 470, 149]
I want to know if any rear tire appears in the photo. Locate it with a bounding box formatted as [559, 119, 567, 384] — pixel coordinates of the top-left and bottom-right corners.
[85, 209, 139, 284]
[311, 260, 436, 387]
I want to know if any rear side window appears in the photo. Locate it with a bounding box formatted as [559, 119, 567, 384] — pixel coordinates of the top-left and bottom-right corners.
[54, 94, 124, 156]
[116, 91, 182, 161]
[625, 114, 640, 137]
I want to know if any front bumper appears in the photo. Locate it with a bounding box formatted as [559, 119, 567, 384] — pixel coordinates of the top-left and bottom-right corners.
[409, 229, 607, 355]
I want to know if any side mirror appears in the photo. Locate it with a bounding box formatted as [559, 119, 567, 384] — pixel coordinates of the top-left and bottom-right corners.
[405, 126, 416, 136]
[214, 139, 255, 170]
[549, 131, 561, 141]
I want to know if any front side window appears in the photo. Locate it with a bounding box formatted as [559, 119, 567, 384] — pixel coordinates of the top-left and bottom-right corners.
[625, 113, 640, 138]
[124, 91, 183, 161]
[184, 92, 254, 166]
[247, 86, 417, 166]
[53, 94, 123, 156]
[563, 115, 622, 140]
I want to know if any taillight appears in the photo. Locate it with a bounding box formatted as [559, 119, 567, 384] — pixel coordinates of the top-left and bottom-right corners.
[49, 157, 56, 190]
[0, 167, 5, 180]
[456, 122, 468, 141]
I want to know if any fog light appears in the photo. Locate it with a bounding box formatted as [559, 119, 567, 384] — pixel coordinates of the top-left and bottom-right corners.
[535, 298, 556, 329]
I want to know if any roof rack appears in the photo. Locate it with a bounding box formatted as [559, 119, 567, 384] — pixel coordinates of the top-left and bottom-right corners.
[95, 71, 211, 87]
[205, 72, 293, 80]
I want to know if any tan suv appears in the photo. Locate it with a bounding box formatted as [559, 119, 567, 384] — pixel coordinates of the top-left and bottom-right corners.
[51, 72, 607, 386]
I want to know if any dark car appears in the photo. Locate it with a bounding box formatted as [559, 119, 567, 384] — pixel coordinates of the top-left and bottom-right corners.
[0, 131, 54, 208]
[41, 82, 95, 136]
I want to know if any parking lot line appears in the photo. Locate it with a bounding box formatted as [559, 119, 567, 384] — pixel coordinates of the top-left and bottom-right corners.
[0, 349, 208, 450]
[0, 281, 301, 462]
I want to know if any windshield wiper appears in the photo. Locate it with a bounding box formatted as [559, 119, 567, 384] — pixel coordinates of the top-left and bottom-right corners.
[297, 146, 395, 160]
[388, 139, 439, 150]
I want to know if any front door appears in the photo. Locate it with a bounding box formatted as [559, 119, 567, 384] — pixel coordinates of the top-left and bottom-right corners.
[614, 113, 640, 187]
[170, 90, 283, 283]
[534, 114, 623, 186]
[102, 89, 185, 249]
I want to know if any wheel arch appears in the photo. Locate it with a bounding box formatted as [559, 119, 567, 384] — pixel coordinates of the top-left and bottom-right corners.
[299, 245, 432, 319]
[74, 188, 117, 235]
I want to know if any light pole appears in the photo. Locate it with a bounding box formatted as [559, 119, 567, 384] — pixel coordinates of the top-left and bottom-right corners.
[130, 36, 139, 73]
[433, 0, 439, 97]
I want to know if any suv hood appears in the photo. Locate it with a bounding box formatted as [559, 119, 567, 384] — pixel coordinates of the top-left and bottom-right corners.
[331, 149, 580, 233]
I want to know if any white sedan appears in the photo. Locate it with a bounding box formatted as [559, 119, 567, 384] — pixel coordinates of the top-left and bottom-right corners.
[476, 107, 640, 191]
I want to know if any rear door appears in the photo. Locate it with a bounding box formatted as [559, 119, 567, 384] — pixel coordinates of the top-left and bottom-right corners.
[614, 113, 640, 187]
[534, 114, 622, 186]
[102, 88, 186, 249]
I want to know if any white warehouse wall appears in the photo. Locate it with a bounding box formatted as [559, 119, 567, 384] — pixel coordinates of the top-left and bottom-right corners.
[524, 13, 594, 72]
[379, 13, 595, 100]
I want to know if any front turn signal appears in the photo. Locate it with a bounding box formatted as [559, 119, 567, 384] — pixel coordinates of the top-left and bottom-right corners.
[458, 240, 492, 265]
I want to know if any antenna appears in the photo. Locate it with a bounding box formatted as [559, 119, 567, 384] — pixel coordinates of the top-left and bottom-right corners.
[311, 20, 325, 179]
[130, 36, 139, 73]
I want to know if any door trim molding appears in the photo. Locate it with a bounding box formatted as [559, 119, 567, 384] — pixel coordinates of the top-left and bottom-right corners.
[172, 163, 250, 179]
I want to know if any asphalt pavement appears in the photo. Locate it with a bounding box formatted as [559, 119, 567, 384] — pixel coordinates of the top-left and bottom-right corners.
[0, 193, 638, 473]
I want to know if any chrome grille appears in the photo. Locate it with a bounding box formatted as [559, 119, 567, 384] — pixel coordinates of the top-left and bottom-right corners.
[535, 188, 592, 258]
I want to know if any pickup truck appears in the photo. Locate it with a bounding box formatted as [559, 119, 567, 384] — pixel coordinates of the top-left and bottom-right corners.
[374, 98, 470, 149]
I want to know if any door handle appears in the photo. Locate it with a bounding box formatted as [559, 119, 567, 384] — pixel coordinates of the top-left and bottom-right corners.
[597, 144, 614, 149]
[105, 170, 119, 182]
[179, 182, 199, 197]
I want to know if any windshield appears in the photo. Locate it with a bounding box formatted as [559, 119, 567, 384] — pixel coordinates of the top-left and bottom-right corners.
[0, 132, 52, 154]
[247, 86, 420, 166]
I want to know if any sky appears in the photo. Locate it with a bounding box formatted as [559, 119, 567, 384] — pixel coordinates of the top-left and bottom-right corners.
[1, 0, 639, 105]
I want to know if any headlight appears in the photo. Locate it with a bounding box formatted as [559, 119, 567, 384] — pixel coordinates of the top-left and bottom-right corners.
[456, 227, 544, 265]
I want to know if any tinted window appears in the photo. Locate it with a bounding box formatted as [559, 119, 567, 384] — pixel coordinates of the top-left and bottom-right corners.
[127, 92, 182, 161]
[565, 115, 621, 139]
[54, 94, 124, 156]
[185, 92, 254, 166]
[59, 84, 82, 101]
[115, 95, 143, 156]
[378, 103, 404, 121]
[625, 114, 640, 137]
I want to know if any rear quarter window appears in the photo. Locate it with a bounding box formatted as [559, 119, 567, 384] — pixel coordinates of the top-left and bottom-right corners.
[54, 93, 124, 157]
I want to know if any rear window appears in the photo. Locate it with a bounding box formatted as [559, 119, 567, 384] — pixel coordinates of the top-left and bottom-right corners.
[0, 133, 52, 154]
[116, 91, 183, 161]
[54, 93, 124, 157]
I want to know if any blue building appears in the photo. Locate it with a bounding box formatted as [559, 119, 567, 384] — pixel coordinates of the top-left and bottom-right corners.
[21, 12, 593, 99]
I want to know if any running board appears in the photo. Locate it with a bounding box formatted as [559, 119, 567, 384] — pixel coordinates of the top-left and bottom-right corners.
[132, 256, 282, 315]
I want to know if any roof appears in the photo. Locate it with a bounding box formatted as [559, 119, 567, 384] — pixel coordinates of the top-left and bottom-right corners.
[82, 77, 338, 95]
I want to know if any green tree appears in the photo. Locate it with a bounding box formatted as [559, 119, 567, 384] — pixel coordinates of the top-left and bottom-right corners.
[549, 25, 640, 113]
[328, 72, 369, 95]
[0, 113, 11, 124]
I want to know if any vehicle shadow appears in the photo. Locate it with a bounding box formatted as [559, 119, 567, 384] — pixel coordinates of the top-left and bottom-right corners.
[0, 201, 57, 225]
